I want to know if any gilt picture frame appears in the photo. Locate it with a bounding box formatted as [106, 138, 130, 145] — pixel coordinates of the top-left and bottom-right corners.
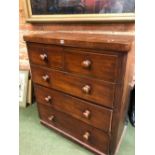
[24, 0, 135, 23]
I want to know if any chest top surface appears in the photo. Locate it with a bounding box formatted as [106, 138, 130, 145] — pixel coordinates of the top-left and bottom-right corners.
[24, 32, 133, 52]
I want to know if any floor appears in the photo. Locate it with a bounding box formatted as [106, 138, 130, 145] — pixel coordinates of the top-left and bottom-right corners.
[19, 103, 135, 155]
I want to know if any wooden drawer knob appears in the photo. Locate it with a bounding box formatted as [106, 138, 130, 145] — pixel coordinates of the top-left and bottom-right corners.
[82, 85, 91, 94]
[83, 110, 91, 119]
[45, 96, 52, 103]
[48, 115, 55, 122]
[40, 53, 47, 60]
[81, 60, 91, 69]
[83, 132, 90, 141]
[42, 75, 49, 81]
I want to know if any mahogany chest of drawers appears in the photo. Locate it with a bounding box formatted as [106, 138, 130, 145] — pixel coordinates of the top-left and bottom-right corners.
[24, 32, 134, 155]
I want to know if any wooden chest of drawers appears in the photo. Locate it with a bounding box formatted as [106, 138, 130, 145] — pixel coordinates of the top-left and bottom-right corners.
[24, 32, 134, 155]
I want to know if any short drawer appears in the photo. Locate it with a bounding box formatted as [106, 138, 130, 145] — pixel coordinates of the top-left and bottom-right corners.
[31, 65, 115, 108]
[38, 103, 110, 154]
[27, 42, 63, 69]
[64, 49, 118, 82]
[35, 85, 113, 132]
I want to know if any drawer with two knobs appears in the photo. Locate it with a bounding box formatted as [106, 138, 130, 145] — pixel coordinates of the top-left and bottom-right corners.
[31, 65, 115, 108]
[38, 103, 110, 155]
[35, 84, 113, 133]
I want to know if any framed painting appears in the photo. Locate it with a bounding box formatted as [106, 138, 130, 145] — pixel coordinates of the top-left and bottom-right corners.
[19, 70, 29, 107]
[24, 0, 135, 22]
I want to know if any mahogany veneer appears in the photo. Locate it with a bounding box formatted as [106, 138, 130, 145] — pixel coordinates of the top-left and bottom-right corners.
[24, 32, 134, 155]
[34, 85, 112, 133]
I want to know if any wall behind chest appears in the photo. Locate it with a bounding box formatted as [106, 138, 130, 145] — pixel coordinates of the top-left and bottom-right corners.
[19, 0, 135, 81]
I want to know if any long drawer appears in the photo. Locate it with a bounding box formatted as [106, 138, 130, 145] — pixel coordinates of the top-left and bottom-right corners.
[38, 103, 110, 154]
[64, 49, 118, 82]
[31, 65, 115, 108]
[27, 42, 63, 69]
[35, 84, 113, 132]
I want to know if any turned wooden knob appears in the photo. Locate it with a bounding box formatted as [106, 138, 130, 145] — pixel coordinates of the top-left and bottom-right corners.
[45, 96, 52, 103]
[48, 115, 55, 122]
[83, 110, 91, 119]
[42, 75, 49, 81]
[83, 132, 90, 141]
[81, 60, 91, 69]
[40, 53, 47, 61]
[82, 85, 91, 94]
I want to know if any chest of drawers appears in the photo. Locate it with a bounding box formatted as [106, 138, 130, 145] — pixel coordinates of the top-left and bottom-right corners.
[24, 32, 134, 155]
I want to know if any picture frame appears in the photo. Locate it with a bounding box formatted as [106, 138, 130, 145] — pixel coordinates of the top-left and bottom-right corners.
[26, 78, 33, 105]
[19, 70, 29, 107]
[24, 0, 135, 23]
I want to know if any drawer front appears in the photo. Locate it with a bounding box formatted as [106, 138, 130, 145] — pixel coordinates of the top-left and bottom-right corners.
[38, 103, 110, 154]
[64, 49, 118, 82]
[35, 85, 113, 132]
[27, 42, 63, 69]
[31, 65, 115, 108]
